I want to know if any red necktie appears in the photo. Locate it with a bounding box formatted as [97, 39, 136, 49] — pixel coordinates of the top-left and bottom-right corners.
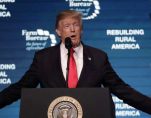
[68, 48, 78, 88]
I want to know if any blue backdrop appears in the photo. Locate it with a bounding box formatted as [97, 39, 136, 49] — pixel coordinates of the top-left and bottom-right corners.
[0, 0, 151, 117]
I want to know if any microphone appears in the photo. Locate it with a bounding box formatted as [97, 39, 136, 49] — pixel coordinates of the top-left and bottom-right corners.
[65, 37, 72, 50]
[65, 37, 72, 87]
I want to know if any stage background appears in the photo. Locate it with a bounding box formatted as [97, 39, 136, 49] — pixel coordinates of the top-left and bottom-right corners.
[0, 0, 151, 117]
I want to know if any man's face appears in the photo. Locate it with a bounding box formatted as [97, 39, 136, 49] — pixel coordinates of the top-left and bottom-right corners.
[56, 17, 82, 48]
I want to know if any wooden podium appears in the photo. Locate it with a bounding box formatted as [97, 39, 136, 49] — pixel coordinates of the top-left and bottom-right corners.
[20, 88, 115, 118]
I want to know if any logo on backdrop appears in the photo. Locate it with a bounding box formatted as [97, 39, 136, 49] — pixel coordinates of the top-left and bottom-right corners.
[0, 64, 16, 85]
[22, 29, 57, 51]
[112, 96, 140, 117]
[106, 29, 144, 50]
[48, 96, 83, 118]
[65, 0, 101, 20]
[0, 0, 15, 18]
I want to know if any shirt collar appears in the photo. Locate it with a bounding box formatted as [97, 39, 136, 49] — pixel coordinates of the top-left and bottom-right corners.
[60, 42, 68, 56]
[60, 42, 83, 57]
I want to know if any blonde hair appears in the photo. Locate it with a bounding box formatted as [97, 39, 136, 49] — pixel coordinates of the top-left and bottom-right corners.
[55, 10, 82, 29]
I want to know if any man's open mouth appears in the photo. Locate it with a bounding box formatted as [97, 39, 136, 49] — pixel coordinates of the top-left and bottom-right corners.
[70, 35, 76, 38]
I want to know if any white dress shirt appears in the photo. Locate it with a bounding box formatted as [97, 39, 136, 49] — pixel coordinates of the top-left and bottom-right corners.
[60, 42, 83, 80]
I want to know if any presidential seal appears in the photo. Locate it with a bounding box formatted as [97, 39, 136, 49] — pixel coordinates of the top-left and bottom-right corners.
[47, 96, 83, 118]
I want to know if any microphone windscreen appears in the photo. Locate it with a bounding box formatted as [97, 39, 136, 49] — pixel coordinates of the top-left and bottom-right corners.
[65, 37, 72, 49]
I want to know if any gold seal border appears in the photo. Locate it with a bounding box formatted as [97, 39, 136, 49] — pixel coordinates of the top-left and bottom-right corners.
[47, 96, 83, 118]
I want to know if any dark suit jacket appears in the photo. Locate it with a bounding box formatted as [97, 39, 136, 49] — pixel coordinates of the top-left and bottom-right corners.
[0, 43, 151, 114]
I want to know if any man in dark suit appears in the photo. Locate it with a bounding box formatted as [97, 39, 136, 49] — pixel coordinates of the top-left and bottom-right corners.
[0, 10, 151, 115]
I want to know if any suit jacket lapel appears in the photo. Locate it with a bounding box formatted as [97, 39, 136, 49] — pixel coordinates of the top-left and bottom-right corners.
[48, 44, 67, 87]
[77, 45, 94, 87]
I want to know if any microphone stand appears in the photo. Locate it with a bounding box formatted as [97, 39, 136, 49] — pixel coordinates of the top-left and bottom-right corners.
[66, 48, 70, 88]
[65, 37, 72, 88]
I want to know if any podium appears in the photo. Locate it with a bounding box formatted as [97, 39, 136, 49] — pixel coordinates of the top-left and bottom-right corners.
[20, 88, 115, 118]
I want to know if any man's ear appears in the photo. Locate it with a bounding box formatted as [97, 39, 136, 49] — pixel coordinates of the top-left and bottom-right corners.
[56, 29, 61, 37]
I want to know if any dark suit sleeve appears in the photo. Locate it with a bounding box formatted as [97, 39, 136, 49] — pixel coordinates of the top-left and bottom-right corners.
[0, 52, 40, 109]
[102, 54, 151, 114]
